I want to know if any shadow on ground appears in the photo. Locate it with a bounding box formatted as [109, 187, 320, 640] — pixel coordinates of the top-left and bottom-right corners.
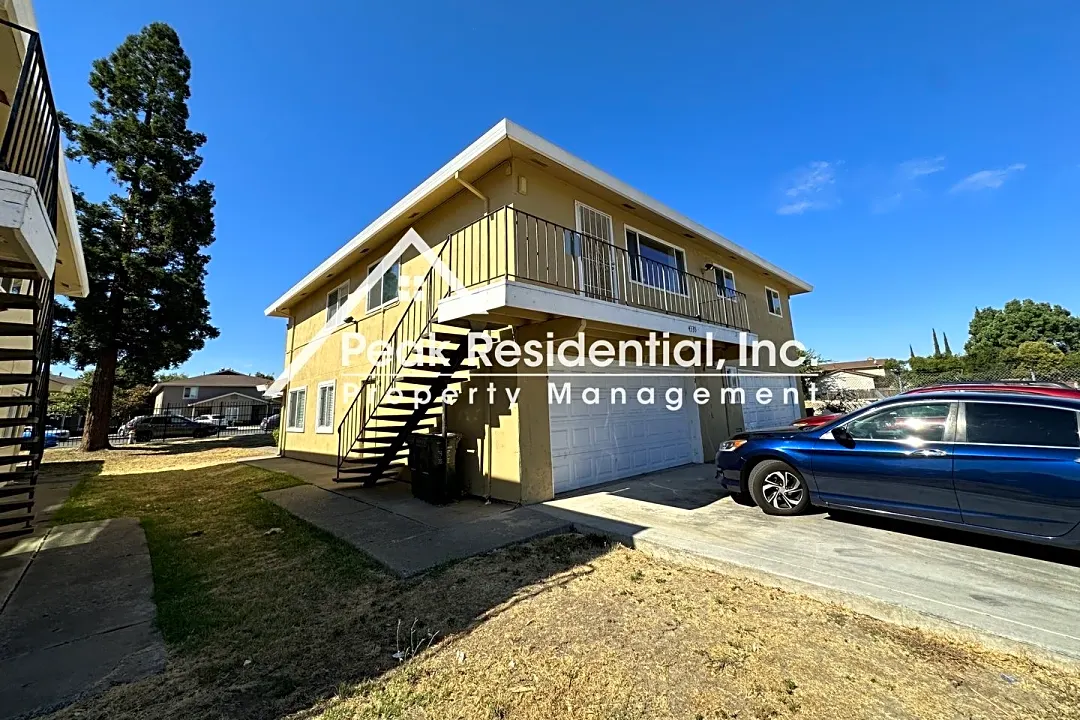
[824, 510, 1080, 567]
[38, 459, 625, 720]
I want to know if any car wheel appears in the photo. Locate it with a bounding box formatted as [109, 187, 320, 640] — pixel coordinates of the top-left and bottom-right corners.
[748, 460, 810, 516]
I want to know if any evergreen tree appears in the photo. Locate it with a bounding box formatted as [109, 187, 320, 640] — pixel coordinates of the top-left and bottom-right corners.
[53, 24, 217, 450]
[909, 344, 916, 360]
[932, 329, 942, 358]
[942, 333, 953, 357]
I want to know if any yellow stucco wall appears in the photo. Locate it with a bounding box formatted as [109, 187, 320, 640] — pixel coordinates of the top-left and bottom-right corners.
[273, 153, 806, 502]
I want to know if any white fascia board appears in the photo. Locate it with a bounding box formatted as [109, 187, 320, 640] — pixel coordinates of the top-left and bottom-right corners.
[503, 120, 812, 295]
[263, 120, 512, 317]
[56, 159, 88, 297]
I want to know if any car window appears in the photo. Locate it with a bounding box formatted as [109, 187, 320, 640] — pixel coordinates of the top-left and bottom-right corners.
[964, 402, 1080, 448]
[844, 402, 951, 442]
[169, 416, 190, 425]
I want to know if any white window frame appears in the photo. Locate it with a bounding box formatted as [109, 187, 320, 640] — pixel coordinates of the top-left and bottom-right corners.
[366, 258, 401, 314]
[325, 280, 350, 324]
[315, 380, 335, 434]
[182, 386, 199, 400]
[714, 265, 737, 298]
[625, 225, 688, 296]
[765, 286, 783, 317]
[286, 386, 307, 432]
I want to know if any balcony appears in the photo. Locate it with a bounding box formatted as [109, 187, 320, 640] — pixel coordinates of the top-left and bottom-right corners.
[0, 19, 60, 279]
[434, 207, 750, 339]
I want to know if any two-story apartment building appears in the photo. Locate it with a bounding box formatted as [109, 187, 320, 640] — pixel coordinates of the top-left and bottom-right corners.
[265, 120, 811, 504]
[0, 0, 90, 538]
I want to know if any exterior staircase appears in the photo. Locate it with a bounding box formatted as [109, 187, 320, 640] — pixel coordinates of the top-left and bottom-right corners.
[335, 221, 490, 486]
[0, 261, 53, 540]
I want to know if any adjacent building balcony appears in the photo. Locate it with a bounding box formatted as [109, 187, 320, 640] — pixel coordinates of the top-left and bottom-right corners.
[434, 206, 752, 342]
[0, 19, 60, 282]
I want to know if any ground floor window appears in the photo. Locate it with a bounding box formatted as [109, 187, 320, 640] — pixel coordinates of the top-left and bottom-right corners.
[287, 387, 307, 432]
[315, 381, 335, 433]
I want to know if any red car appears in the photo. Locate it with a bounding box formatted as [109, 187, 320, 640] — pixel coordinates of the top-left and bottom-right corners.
[793, 382, 1080, 429]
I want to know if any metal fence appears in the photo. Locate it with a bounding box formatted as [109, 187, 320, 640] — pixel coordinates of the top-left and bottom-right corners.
[46, 399, 281, 449]
[807, 365, 1080, 415]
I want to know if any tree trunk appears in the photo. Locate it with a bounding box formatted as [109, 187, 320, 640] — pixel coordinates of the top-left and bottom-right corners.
[82, 347, 118, 451]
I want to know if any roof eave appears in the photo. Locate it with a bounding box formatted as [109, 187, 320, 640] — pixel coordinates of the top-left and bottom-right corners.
[264, 118, 813, 316]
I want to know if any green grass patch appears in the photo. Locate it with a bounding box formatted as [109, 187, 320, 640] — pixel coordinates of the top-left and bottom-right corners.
[54, 463, 376, 648]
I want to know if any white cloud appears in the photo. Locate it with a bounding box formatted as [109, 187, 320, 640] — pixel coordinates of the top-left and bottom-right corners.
[950, 163, 1026, 193]
[899, 156, 946, 179]
[776, 161, 837, 215]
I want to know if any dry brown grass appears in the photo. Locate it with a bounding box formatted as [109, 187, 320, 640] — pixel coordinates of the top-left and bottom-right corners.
[43, 434, 276, 475]
[298, 545, 1080, 720]
[40, 449, 1080, 720]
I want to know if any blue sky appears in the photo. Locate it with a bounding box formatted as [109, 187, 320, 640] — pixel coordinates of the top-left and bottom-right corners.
[41, 0, 1080, 376]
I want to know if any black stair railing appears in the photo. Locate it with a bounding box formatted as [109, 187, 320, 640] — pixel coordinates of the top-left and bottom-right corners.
[335, 212, 499, 477]
[0, 20, 60, 231]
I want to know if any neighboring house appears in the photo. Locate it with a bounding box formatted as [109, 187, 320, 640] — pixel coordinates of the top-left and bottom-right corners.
[818, 359, 889, 393]
[0, 0, 90, 539]
[264, 119, 812, 503]
[149, 370, 274, 425]
[48, 373, 76, 393]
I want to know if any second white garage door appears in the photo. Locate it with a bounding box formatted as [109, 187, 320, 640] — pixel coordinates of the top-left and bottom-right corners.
[737, 373, 801, 430]
[548, 364, 703, 494]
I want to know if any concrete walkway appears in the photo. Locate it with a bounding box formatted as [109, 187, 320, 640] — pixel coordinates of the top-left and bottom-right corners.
[248, 457, 571, 576]
[0, 518, 165, 720]
[536, 463, 1080, 662]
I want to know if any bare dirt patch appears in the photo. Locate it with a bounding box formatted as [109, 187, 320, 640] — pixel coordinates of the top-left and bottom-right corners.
[42, 434, 276, 476]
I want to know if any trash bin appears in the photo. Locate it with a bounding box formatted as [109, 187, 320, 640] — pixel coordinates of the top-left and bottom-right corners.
[409, 431, 462, 504]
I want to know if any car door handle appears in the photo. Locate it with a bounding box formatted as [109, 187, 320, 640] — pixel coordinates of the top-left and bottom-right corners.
[904, 448, 948, 457]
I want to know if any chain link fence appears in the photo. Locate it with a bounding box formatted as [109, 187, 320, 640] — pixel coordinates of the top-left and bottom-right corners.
[807, 365, 1080, 415]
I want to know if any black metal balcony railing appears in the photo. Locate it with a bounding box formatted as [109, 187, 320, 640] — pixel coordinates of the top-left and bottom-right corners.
[0, 21, 59, 230]
[444, 207, 751, 331]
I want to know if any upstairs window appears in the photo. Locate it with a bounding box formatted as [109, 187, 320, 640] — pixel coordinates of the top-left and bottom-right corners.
[766, 287, 783, 317]
[326, 281, 350, 323]
[714, 267, 737, 298]
[626, 228, 687, 294]
[367, 259, 400, 312]
[182, 386, 199, 400]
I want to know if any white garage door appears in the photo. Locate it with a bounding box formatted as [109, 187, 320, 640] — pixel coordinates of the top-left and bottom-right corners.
[549, 364, 703, 494]
[738, 373, 801, 430]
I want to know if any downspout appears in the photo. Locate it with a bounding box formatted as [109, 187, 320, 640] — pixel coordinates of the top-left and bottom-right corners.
[454, 171, 489, 215]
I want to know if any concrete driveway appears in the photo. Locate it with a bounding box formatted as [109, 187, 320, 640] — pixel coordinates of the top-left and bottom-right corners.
[536, 463, 1080, 661]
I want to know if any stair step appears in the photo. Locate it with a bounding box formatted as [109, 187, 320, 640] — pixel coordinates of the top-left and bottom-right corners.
[0, 512, 33, 528]
[0, 416, 36, 428]
[0, 292, 39, 310]
[0, 397, 35, 408]
[430, 322, 472, 335]
[0, 322, 37, 336]
[0, 267, 42, 280]
[0, 479, 35, 497]
[0, 525, 33, 541]
[0, 348, 37, 362]
[0, 373, 37, 385]
[0, 437, 35, 448]
[0, 498, 33, 514]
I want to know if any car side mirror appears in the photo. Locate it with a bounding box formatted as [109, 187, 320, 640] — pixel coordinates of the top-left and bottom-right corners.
[832, 425, 856, 448]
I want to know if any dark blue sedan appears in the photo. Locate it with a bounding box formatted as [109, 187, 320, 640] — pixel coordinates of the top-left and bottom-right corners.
[716, 390, 1080, 548]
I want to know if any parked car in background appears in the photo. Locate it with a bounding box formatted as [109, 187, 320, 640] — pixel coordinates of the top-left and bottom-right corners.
[22, 426, 58, 448]
[121, 415, 219, 442]
[194, 414, 230, 428]
[795, 381, 1080, 429]
[45, 426, 70, 441]
[260, 413, 280, 432]
[716, 390, 1080, 549]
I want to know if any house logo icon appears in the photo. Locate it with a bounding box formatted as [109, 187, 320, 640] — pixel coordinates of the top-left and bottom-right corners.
[266, 228, 470, 396]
